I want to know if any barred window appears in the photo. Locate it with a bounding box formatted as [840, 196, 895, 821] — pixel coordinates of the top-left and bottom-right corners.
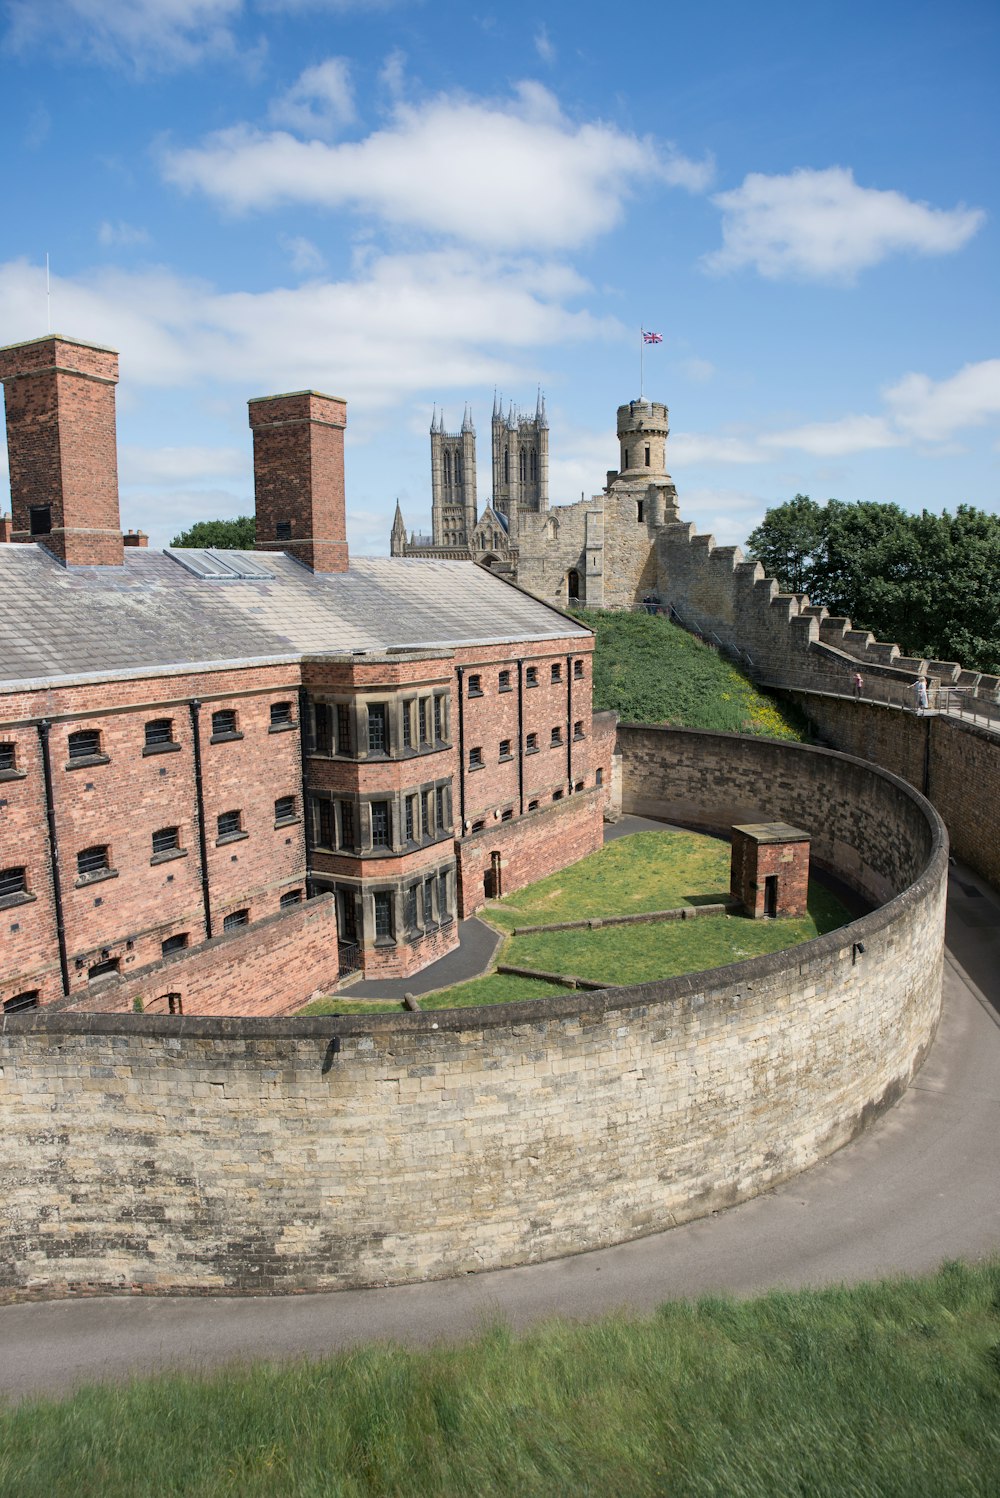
[144, 718, 174, 748]
[433, 695, 443, 740]
[525, 666, 538, 687]
[525, 732, 538, 753]
[270, 701, 294, 728]
[0, 742, 16, 771]
[274, 795, 296, 824]
[280, 888, 303, 908]
[314, 702, 333, 754]
[77, 845, 109, 876]
[596, 768, 604, 787]
[223, 909, 249, 931]
[336, 704, 353, 756]
[418, 698, 428, 743]
[340, 801, 355, 849]
[166, 993, 183, 1014]
[404, 884, 418, 931]
[217, 809, 242, 839]
[435, 786, 447, 829]
[161, 933, 189, 955]
[551, 663, 562, 683]
[574, 659, 584, 680]
[499, 739, 512, 760]
[88, 957, 119, 981]
[553, 788, 564, 801]
[371, 801, 391, 849]
[405, 795, 416, 842]
[551, 726, 563, 747]
[368, 704, 388, 755]
[68, 729, 101, 760]
[211, 708, 238, 737]
[0, 867, 27, 900]
[468, 746, 483, 769]
[528, 798, 539, 811]
[501, 808, 513, 822]
[574, 720, 584, 740]
[3, 990, 39, 1013]
[437, 870, 449, 922]
[471, 819, 485, 832]
[423, 877, 436, 926]
[317, 799, 335, 848]
[467, 674, 482, 697]
[402, 702, 413, 749]
[498, 669, 511, 692]
[373, 891, 393, 940]
[151, 826, 180, 856]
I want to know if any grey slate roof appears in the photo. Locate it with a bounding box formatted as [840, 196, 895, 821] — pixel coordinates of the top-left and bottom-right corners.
[0, 545, 589, 691]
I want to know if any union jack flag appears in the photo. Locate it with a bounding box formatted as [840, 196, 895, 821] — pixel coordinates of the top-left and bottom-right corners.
[643, 330, 663, 344]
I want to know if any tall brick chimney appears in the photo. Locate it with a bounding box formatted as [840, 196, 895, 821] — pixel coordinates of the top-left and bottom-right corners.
[248, 390, 348, 573]
[0, 335, 124, 567]
[0, 514, 11, 544]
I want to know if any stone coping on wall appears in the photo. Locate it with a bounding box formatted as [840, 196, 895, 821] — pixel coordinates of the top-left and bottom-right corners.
[3, 811, 945, 1045]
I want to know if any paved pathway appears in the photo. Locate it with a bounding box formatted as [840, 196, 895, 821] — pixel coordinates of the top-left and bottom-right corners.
[2, 858, 998, 1404]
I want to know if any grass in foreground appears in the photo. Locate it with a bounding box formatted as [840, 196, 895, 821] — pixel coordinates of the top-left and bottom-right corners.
[299, 975, 571, 1016]
[575, 606, 808, 739]
[3, 1260, 998, 1497]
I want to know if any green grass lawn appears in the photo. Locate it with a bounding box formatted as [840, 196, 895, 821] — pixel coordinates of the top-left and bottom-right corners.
[3, 1260, 998, 1497]
[574, 606, 809, 740]
[297, 833, 852, 1014]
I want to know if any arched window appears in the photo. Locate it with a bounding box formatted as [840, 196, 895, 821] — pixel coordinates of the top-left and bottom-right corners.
[504, 447, 509, 484]
[530, 448, 537, 481]
[443, 451, 451, 485]
[567, 569, 581, 600]
[519, 448, 526, 482]
[455, 453, 462, 483]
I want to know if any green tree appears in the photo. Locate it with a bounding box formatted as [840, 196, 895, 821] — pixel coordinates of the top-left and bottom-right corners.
[745, 498, 1000, 674]
[745, 494, 825, 595]
[170, 516, 256, 549]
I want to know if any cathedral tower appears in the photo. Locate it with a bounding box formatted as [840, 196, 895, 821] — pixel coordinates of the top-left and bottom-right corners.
[491, 391, 548, 525]
[430, 407, 477, 548]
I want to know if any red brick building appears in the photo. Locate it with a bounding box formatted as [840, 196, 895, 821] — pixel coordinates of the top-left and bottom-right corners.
[0, 335, 610, 1017]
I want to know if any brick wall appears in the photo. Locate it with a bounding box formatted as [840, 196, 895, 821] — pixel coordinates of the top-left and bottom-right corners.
[0, 663, 309, 1009]
[249, 391, 348, 573]
[456, 788, 604, 917]
[0, 730, 945, 1300]
[59, 894, 339, 1017]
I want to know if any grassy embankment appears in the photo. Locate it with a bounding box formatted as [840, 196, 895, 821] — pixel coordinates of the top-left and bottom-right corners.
[301, 831, 850, 1014]
[575, 605, 807, 738]
[3, 1260, 998, 1497]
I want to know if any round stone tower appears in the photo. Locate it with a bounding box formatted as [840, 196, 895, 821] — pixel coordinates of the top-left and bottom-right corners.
[617, 399, 669, 477]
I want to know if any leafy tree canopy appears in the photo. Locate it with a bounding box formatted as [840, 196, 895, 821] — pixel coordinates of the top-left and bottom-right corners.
[746, 498, 1000, 675]
[170, 516, 256, 550]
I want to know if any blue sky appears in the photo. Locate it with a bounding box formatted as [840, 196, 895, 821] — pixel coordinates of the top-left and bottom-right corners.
[1, 0, 998, 555]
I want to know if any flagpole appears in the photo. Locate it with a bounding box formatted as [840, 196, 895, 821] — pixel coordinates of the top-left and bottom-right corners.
[639, 327, 644, 400]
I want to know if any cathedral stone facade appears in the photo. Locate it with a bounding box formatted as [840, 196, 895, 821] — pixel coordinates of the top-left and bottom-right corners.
[391, 393, 680, 610]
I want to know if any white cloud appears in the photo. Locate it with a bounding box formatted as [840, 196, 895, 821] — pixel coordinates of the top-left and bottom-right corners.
[279, 234, 327, 274]
[163, 82, 714, 251]
[884, 360, 1000, 442]
[682, 487, 768, 546]
[0, 253, 622, 412]
[98, 220, 152, 248]
[705, 166, 984, 282]
[759, 414, 903, 457]
[6, 0, 243, 71]
[268, 57, 355, 137]
[534, 24, 555, 64]
[670, 433, 762, 465]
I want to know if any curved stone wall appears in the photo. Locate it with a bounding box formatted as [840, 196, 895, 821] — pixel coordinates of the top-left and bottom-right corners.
[0, 731, 947, 1300]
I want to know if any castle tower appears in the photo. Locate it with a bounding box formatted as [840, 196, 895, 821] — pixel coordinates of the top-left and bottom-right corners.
[0, 334, 124, 566]
[491, 392, 548, 525]
[390, 499, 407, 557]
[612, 400, 680, 525]
[249, 389, 349, 573]
[430, 408, 477, 548]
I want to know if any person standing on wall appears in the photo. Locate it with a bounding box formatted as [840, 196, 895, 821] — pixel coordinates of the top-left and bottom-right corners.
[853, 672, 863, 699]
[912, 678, 929, 715]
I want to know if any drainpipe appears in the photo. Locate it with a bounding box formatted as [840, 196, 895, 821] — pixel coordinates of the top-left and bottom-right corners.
[516, 659, 525, 815]
[189, 700, 212, 939]
[37, 720, 70, 997]
[298, 685, 313, 898]
[566, 652, 573, 789]
[455, 666, 466, 829]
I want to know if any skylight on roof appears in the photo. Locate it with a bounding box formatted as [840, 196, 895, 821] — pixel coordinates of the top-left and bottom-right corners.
[164, 548, 274, 581]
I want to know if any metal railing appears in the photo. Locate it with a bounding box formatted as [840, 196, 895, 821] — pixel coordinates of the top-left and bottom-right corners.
[337, 941, 362, 976]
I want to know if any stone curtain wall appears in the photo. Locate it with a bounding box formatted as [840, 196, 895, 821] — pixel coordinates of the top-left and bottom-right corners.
[0, 736, 946, 1300]
[787, 694, 1000, 889]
